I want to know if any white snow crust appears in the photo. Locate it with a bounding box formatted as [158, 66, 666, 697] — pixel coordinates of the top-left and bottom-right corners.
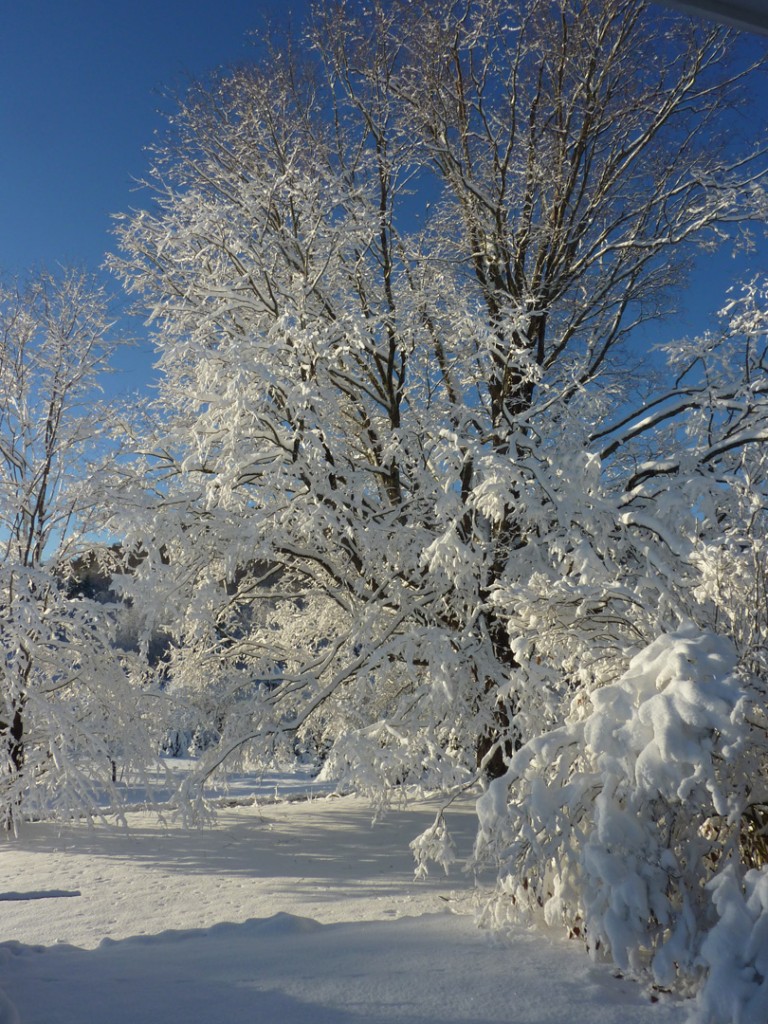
[0, 778, 685, 1023]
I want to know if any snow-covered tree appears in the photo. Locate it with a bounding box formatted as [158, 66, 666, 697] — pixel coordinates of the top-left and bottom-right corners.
[111, 0, 767, 783]
[0, 269, 156, 831]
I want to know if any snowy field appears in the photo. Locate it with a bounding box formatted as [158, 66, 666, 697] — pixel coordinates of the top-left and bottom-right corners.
[0, 772, 685, 1024]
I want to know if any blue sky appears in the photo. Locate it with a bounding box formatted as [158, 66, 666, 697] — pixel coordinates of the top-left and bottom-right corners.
[1, 1, 311, 391]
[1, 1, 766, 394]
[1, 2, 312, 274]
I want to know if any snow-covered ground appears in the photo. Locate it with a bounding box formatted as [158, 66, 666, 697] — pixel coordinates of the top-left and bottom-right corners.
[0, 771, 685, 1024]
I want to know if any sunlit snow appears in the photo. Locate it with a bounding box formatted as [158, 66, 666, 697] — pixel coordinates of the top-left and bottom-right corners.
[0, 774, 684, 1024]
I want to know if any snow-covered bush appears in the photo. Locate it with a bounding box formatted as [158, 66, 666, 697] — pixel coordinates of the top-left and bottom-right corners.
[0, 564, 159, 829]
[473, 626, 768, 1015]
[694, 865, 768, 1024]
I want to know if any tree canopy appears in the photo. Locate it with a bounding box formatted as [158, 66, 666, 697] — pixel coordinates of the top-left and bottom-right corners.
[112, 0, 768, 773]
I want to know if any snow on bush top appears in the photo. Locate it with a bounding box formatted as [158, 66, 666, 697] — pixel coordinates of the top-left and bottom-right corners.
[584, 627, 743, 815]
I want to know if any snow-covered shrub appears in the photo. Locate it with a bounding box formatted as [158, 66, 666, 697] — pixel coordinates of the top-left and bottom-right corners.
[0, 564, 159, 830]
[474, 626, 768, 1013]
[693, 495, 768, 683]
[693, 864, 768, 1024]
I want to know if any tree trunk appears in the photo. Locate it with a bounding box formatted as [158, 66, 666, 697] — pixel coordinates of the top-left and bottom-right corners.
[9, 706, 23, 773]
[1, 701, 25, 832]
[476, 707, 514, 780]
[476, 617, 519, 780]
[1, 703, 24, 774]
